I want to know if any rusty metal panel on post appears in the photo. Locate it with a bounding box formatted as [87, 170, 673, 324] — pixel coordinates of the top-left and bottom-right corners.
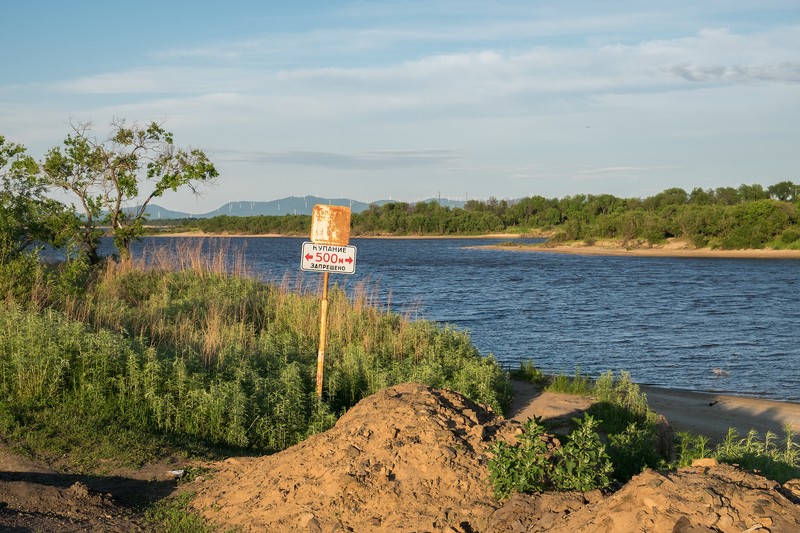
[310, 204, 351, 246]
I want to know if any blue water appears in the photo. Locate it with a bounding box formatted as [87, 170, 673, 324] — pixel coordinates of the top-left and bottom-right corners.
[118, 237, 800, 401]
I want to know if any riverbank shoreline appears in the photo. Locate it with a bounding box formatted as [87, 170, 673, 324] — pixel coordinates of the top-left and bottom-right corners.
[149, 232, 800, 258]
[147, 230, 528, 240]
[485, 239, 800, 259]
[509, 379, 800, 444]
[640, 385, 800, 442]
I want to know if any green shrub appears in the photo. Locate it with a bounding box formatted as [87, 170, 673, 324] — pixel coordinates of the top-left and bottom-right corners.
[593, 371, 656, 425]
[0, 251, 41, 302]
[489, 417, 553, 499]
[488, 414, 612, 500]
[551, 415, 613, 492]
[511, 359, 546, 384]
[607, 422, 661, 480]
[781, 229, 800, 244]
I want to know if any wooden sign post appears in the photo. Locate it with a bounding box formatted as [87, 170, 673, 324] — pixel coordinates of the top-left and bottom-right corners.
[316, 271, 330, 399]
[306, 205, 353, 399]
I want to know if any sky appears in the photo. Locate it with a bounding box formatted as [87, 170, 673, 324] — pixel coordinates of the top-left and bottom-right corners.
[2, 1, 798, 214]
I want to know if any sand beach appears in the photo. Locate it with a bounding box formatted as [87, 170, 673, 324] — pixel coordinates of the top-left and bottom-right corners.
[509, 379, 800, 444]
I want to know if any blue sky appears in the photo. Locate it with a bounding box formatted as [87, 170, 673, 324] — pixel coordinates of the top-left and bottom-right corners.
[2, 1, 798, 213]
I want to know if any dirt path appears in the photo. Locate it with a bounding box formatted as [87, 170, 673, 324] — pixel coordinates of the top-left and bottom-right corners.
[0, 442, 184, 532]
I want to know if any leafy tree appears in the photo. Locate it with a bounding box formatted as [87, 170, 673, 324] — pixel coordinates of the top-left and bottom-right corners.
[0, 135, 74, 263]
[558, 195, 589, 223]
[41, 120, 218, 262]
[507, 195, 555, 226]
[643, 187, 688, 211]
[176, 180, 799, 248]
[737, 183, 769, 202]
[713, 186, 740, 206]
[718, 199, 796, 249]
[689, 187, 713, 205]
[767, 180, 798, 202]
[586, 194, 625, 218]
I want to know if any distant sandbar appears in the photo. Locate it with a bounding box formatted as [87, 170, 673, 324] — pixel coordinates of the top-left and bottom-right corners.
[483, 239, 800, 259]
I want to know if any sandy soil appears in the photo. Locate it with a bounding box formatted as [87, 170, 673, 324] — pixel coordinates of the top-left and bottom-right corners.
[486, 238, 800, 259]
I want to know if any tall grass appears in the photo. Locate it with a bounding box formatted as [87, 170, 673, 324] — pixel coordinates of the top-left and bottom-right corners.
[0, 240, 510, 470]
[675, 426, 800, 483]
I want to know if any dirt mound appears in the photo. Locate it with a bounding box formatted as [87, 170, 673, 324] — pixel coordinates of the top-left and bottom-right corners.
[486, 463, 800, 532]
[191, 383, 800, 532]
[567, 463, 800, 532]
[191, 382, 524, 531]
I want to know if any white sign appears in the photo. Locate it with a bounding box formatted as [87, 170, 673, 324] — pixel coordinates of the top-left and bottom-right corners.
[301, 242, 357, 274]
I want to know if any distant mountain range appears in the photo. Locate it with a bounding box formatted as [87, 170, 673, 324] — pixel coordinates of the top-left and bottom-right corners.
[136, 196, 466, 220]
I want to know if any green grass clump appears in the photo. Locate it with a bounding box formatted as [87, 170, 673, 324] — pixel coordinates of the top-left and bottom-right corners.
[675, 426, 800, 484]
[144, 492, 217, 533]
[546, 367, 593, 396]
[510, 359, 546, 384]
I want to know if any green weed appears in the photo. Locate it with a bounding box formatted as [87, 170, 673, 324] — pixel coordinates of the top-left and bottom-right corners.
[510, 359, 546, 384]
[551, 414, 613, 492]
[675, 426, 800, 484]
[488, 417, 555, 499]
[488, 414, 613, 500]
[144, 492, 217, 533]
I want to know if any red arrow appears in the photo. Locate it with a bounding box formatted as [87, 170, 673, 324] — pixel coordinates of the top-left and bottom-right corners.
[305, 253, 313, 261]
[345, 257, 353, 264]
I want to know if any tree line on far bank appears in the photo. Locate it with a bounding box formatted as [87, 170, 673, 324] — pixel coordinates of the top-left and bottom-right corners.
[3, 119, 798, 258]
[173, 181, 800, 250]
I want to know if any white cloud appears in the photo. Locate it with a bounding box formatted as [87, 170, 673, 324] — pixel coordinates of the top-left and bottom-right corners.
[668, 62, 800, 83]
[35, 23, 799, 122]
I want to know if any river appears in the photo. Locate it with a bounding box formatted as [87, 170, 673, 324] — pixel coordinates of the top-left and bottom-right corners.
[121, 236, 800, 401]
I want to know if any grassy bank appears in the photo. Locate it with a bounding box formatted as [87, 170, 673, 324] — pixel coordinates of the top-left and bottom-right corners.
[0, 242, 510, 473]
